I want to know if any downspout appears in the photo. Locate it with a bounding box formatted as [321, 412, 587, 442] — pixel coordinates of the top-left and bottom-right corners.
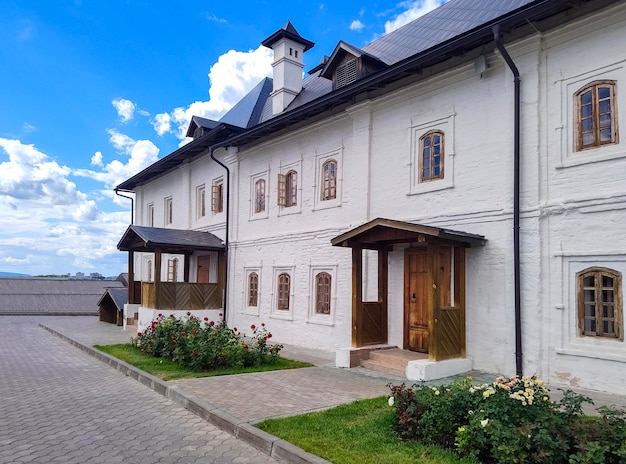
[210, 146, 230, 321]
[493, 24, 523, 377]
[115, 188, 134, 224]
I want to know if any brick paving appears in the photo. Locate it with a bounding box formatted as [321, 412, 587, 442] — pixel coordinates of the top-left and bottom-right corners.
[0, 316, 276, 464]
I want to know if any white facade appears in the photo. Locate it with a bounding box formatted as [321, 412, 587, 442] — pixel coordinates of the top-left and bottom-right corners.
[125, 2, 626, 393]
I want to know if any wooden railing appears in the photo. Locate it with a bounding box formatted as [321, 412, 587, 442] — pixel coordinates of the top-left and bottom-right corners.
[141, 282, 222, 310]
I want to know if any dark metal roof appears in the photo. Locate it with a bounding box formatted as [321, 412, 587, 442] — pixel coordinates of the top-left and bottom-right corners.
[116, 0, 618, 191]
[320, 41, 387, 79]
[219, 77, 273, 128]
[185, 116, 221, 138]
[97, 287, 128, 310]
[117, 225, 225, 253]
[261, 20, 315, 51]
[331, 218, 486, 248]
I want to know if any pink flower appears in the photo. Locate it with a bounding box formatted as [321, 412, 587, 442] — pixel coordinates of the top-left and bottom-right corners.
[209, 321, 215, 326]
[192, 350, 199, 357]
[261, 322, 265, 327]
[251, 324, 256, 330]
[137, 332, 142, 336]
[204, 317, 209, 321]
[233, 327, 238, 332]
[243, 344, 249, 350]
[219, 312, 223, 317]
[268, 333, 272, 338]
[191, 329, 197, 335]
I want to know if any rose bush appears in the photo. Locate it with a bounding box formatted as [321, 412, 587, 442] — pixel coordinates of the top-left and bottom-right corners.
[133, 314, 283, 371]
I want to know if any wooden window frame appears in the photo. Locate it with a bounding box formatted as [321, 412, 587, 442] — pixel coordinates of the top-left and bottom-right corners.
[315, 272, 332, 315]
[211, 181, 224, 213]
[321, 159, 337, 201]
[575, 80, 618, 151]
[254, 179, 266, 213]
[167, 258, 178, 283]
[147, 259, 153, 282]
[419, 130, 445, 182]
[248, 272, 259, 307]
[278, 170, 297, 207]
[577, 267, 623, 340]
[147, 203, 154, 227]
[277, 273, 290, 310]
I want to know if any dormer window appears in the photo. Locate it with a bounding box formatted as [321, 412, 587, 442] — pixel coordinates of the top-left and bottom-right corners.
[335, 58, 358, 89]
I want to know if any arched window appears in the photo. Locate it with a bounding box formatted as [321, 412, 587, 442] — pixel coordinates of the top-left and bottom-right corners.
[419, 131, 444, 182]
[277, 273, 290, 310]
[278, 170, 298, 207]
[254, 179, 266, 213]
[315, 272, 332, 315]
[575, 81, 618, 151]
[577, 267, 623, 340]
[321, 159, 337, 200]
[248, 272, 259, 307]
[147, 260, 153, 282]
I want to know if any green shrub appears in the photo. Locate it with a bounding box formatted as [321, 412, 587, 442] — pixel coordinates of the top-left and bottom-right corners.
[388, 376, 626, 464]
[133, 313, 283, 371]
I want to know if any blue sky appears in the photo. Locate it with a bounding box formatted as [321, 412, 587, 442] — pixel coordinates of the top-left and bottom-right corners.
[0, 0, 444, 277]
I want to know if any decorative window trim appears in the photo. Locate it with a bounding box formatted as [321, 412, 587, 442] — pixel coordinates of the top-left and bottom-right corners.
[313, 149, 342, 211]
[574, 80, 618, 152]
[409, 112, 455, 195]
[271, 266, 295, 320]
[243, 267, 261, 315]
[164, 196, 173, 226]
[196, 185, 206, 219]
[419, 130, 445, 182]
[146, 203, 154, 227]
[277, 160, 302, 216]
[211, 177, 224, 215]
[307, 265, 337, 326]
[250, 171, 269, 220]
[556, 63, 624, 168]
[576, 267, 623, 340]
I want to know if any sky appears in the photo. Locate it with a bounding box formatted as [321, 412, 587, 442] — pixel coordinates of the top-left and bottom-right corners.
[0, 0, 445, 277]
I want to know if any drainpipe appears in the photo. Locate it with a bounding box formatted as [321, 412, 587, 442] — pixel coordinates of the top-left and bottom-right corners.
[493, 24, 523, 377]
[114, 188, 134, 224]
[210, 146, 230, 321]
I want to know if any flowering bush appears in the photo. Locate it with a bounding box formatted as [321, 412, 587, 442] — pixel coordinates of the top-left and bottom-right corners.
[388, 376, 626, 464]
[133, 314, 283, 371]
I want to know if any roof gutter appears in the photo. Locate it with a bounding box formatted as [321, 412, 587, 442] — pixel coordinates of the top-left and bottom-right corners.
[493, 24, 523, 377]
[114, 188, 134, 224]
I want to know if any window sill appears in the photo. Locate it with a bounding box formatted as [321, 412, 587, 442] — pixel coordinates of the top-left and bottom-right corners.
[556, 345, 625, 363]
[242, 306, 259, 316]
[557, 145, 625, 169]
[277, 207, 302, 217]
[408, 180, 453, 196]
[270, 312, 293, 321]
[306, 317, 334, 326]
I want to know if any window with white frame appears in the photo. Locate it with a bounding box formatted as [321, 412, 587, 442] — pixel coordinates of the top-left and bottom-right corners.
[410, 112, 455, 194]
[314, 149, 342, 210]
[308, 266, 336, 325]
[577, 267, 623, 340]
[196, 185, 206, 219]
[272, 267, 294, 319]
[164, 196, 173, 225]
[575, 81, 618, 151]
[243, 267, 262, 315]
[278, 170, 297, 207]
[250, 171, 269, 219]
[167, 258, 178, 282]
[146, 203, 154, 227]
[211, 178, 224, 214]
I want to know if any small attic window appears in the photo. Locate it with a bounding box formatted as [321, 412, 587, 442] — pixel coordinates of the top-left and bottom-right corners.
[335, 58, 358, 89]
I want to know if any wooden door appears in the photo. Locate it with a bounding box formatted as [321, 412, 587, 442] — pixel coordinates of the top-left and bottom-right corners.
[197, 255, 210, 283]
[405, 247, 431, 353]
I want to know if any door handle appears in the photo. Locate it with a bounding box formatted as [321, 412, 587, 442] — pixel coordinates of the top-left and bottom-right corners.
[411, 293, 416, 301]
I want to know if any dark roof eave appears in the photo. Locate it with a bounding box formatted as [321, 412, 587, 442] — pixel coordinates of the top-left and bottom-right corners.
[219, 0, 582, 148]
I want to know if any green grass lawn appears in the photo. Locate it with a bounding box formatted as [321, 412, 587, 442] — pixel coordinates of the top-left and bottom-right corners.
[94, 343, 312, 381]
[257, 397, 480, 464]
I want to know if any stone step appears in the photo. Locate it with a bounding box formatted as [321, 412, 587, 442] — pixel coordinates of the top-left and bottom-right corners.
[360, 358, 406, 377]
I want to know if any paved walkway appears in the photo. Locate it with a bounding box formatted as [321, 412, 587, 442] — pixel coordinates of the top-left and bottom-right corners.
[10, 315, 626, 463]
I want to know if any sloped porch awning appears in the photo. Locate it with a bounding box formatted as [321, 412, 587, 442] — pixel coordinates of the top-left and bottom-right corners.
[117, 225, 225, 253]
[331, 218, 486, 248]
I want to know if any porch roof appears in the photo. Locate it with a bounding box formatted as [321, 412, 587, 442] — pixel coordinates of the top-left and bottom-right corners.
[117, 225, 225, 253]
[331, 218, 486, 248]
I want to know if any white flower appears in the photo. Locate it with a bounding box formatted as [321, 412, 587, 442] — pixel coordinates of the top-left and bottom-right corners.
[480, 419, 489, 427]
[388, 396, 395, 407]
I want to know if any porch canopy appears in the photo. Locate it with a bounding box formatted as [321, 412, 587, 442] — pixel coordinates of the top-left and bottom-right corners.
[117, 225, 225, 306]
[331, 218, 485, 354]
[331, 217, 486, 248]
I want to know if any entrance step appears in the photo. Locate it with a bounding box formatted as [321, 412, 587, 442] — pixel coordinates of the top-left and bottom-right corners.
[360, 348, 427, 377]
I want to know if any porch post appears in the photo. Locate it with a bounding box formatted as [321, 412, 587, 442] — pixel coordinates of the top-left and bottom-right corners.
[378, 247, 389, 344]
[127, 250, 135, 304]
[352, 247, 363, 347]
[154, 249, 162, 310]
[183, 253, 191, 283]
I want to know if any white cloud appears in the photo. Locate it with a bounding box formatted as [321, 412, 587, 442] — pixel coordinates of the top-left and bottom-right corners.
[385, 0, 444, 33]
[73, 130, 160, 190]
[206, 13, 227, 23]
[350, 20, 365, 31]
[112, 98, 136, 122]
[153, 45, 273, 141]
[91, 151, 103, 166]
[22, 123, 36, 133]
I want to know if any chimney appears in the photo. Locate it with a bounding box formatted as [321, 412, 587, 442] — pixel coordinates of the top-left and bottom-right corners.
[261, 21, 314, 115]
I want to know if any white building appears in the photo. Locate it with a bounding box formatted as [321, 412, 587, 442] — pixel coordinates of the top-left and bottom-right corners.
[116, 0, 626, 393]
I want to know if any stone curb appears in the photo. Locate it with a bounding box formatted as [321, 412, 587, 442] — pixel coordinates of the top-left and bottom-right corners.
[40, 324, 331, 464]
